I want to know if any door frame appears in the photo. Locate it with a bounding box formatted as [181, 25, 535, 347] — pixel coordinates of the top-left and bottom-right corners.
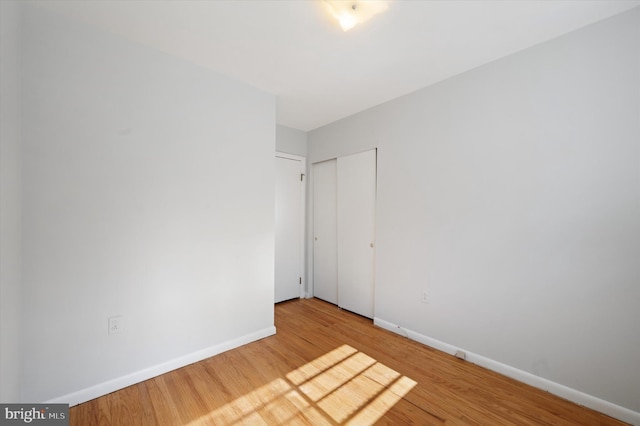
[275, 152, 307, 300]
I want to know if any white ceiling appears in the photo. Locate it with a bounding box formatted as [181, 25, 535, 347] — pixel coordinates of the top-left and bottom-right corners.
[31, 0, 640, 131]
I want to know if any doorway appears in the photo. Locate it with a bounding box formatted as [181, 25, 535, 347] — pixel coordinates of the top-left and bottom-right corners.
[275, 153, 306, 303]
[312, 149, 376, 318]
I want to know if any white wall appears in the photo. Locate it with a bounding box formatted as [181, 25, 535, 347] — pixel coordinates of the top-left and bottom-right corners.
[276, 124, 307, 157]
[20, 4, 276, 403]
[0, 0, 23, 403]
[309, 7, 640, 417]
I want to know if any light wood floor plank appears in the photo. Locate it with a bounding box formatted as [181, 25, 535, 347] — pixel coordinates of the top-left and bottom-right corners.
[69, 298, 628, 425]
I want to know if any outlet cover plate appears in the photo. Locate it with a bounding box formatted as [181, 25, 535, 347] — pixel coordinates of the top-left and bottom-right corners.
[108, 316, 123, 335]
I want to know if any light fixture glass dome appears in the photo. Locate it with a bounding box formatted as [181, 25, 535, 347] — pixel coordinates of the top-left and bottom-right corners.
[323, 1, 390, 32]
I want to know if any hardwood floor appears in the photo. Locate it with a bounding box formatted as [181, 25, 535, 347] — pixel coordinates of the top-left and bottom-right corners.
[70, 298, 627, 425]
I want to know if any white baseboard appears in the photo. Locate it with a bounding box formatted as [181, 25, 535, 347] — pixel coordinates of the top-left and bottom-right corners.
[46, 326, 277, 407]
[374, 317, 640, 425]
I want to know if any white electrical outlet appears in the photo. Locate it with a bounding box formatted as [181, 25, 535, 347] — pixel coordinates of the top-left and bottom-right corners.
[108, 316, 123, 335]
[421, 291, 429, 304]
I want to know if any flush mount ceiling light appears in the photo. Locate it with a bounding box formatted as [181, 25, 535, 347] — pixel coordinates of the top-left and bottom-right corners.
[323, 0, 390, 32]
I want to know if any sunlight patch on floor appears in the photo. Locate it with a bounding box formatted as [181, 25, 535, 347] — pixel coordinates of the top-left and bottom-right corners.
[186, 344, 417, 425]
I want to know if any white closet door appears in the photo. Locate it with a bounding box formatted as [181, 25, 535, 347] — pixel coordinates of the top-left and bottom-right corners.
[313, 159, 338, 304]
[337, 149, 376, 318]
[275, 155, 304, 303]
